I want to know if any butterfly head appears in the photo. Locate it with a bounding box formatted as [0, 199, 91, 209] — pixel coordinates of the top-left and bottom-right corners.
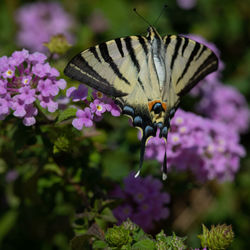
[146, 26, 162, 42]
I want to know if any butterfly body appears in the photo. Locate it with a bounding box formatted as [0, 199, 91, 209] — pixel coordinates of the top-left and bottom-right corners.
[64, 26, 218, 178]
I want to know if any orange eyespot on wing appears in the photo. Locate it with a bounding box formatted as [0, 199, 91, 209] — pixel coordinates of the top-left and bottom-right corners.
[148, 100, 161, 111]
[148, 100, 167, 112]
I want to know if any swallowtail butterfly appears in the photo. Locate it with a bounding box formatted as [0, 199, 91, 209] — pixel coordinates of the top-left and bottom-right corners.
[64, 26, 218, 179]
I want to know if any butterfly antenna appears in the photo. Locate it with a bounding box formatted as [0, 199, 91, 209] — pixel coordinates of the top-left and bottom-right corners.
[153, 4, 168, 26]
[133, 8, 151, 26]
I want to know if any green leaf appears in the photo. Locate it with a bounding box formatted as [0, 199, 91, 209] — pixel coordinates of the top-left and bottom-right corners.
[132, 239, 156, 250]
[57, 107, 77, 123]
[92, 240, 108, 249]
[132, 229, 147, 242]
[0, 210, 18, 244]
[100, 207, 117, 223]
[44, 163, 63, 176]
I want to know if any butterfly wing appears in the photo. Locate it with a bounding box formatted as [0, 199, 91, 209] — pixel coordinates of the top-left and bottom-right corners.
[65, 36, 150, 97]
[162, 35, 218, 111]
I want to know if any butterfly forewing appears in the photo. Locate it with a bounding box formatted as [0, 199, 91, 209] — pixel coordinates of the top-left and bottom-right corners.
[64, 36, 151, 98]
[163, 35, 218, 97]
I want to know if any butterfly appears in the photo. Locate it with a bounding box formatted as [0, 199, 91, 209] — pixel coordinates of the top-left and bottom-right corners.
[64, 26, 218, 180]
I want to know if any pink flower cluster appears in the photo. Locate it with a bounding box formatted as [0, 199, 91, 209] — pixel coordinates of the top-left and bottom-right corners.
[146, 109, 246, 182]
[0, 49, 66, 125]
[66, 86, 120, 130]
[197, 83, 250, 133]
[111, 173, 170, 232]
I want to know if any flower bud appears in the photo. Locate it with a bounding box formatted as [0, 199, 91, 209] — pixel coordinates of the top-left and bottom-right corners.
[198, 224, 234, 250]
[44, 34, 71, 55]
[105, 225, 132, 247]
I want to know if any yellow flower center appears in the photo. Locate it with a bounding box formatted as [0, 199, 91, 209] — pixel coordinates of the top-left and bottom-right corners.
[207, 144, 214, 153]
[176, 117, 184, 125]
[97, 105, 102, 111]
[6, 70, 13, 76]
[179, 126, 187, 133]
[23, 79, 29, 84]
[172, 135, 180, 143]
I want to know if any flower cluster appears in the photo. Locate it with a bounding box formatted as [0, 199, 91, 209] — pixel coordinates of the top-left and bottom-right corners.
[146, 109, 246, 182]
[67, 86, 120, 130]
[198, 83, 250, 133]
[0, 49, 66, 125]
[15, 2, 74, 52]
[111, 174, 170, 232]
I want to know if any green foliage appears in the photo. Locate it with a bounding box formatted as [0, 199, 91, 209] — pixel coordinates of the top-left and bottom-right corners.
[57, 107, 77, 124]
[84, 219, 189, 249]
[156, 231, 187, 250]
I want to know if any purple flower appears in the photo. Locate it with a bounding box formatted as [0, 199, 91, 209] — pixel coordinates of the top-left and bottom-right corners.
[92, 90, 109, 102]
[72, 108, 94, 130]
[197, 83, 250, 134]
[145, 109, 246, 182]
[5, 170, 19, 183]
[18, 86, 36, 104]
[66, 85, 88, 102]
[176, 0, 197, 9]
[0, 97, 10, 119]
[0, 49, 66, 126]
[39, 95, 58, 113]
[15, 2, 74, 52]
[66, 87, 121, 129]
[90, 99, 107, 116]
[111, 174, 170, 232]
[105, 100, 121, 117]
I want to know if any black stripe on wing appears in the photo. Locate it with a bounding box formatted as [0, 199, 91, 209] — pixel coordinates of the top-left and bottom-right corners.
[89, 46, 101, 62]
[195, 45, 207, 61]
[181, 37, 189, 56]
[138, 36, 148, 55]
[176, 41, 201, 85]
[115, 38, 124, 57]
[99, 42, 131, 85]
[124, 37, 140, 72]
[178, 52, 218, 96]
[138, 77, 145, 91]
[164, 36, 171, 49]
[64, 54, 127, 97]
[170, 37, 183, 70]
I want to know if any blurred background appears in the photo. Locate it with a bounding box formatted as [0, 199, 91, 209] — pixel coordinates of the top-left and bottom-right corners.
[0, 0, 250, 249]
